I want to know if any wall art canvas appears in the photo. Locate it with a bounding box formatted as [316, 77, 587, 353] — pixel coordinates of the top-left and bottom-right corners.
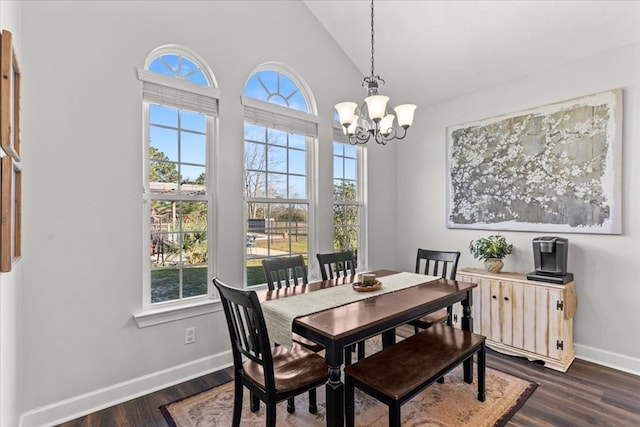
[447, 89, 622, 234]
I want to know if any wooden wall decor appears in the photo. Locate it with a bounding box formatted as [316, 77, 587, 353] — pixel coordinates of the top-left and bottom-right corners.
[1, 29, 20, 161]
[1, 155, 11, 271]
[13, 162, 21, 260]
[0, 29, 21, 272]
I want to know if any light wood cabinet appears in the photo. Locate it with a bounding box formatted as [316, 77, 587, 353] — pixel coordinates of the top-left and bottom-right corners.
[453, 268, 577, 372]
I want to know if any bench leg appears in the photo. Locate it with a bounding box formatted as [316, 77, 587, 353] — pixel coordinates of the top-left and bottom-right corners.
[345, 375, 355, 427]
[389, 402, 402, 427]
[478, 343, 486, 402]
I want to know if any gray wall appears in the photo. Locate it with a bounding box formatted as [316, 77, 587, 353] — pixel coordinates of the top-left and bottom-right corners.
[396, 42, 640, 372]
[0, 4, 23, 427]
[7, 0, 639, 426]
[16, 1, 397, 425]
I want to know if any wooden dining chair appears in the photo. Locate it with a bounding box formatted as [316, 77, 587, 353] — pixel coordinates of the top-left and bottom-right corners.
[316, 250, 356, 280]
[262, 256, 321, 354]
[409, 249, 461, 331]
[316, 250, 365, 362]
[261, 256, 323, 413]
[213, 277, 329, 427]
[262, 255, 308, 290]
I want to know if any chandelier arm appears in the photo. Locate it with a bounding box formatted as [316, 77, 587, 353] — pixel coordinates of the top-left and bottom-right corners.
[374, 127, 397, 145]
[392, 126, 409, 140]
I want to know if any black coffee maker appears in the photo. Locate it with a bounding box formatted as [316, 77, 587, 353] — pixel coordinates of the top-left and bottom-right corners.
[526, 236, 574, 284]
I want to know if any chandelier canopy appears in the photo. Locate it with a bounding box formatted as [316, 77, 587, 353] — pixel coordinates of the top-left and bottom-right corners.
[335, 0, 417, 145]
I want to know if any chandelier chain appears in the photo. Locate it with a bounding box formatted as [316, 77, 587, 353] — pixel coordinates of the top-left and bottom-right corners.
[370, 0, 375, 78]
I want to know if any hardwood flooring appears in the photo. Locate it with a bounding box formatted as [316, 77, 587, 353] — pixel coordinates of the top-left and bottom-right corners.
[57, 349, 640, 427]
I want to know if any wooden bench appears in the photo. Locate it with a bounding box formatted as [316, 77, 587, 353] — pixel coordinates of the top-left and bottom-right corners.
[344, 323, 486, 427]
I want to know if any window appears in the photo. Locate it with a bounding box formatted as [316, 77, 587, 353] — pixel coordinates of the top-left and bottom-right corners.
[242, 67, 318, 286]
[333, 117, 366, 268]
[138, 46, 219, 308]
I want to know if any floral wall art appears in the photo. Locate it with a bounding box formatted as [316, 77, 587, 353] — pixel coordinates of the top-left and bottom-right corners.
[447, 89, 622, 234]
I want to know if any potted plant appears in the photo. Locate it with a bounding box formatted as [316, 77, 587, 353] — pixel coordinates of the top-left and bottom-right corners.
[469, 234, 513, 273]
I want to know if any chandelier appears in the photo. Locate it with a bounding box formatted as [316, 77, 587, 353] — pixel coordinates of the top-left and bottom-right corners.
[335, 0, 416, 145]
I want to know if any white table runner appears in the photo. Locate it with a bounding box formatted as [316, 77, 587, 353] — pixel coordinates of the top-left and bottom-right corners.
[261, 272, 439, 348]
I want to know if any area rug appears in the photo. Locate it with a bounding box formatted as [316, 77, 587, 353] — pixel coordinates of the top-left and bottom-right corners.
[160, 364, 536, 426]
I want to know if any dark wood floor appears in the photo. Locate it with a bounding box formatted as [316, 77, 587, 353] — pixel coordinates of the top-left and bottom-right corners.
[58, 349, 640, 427]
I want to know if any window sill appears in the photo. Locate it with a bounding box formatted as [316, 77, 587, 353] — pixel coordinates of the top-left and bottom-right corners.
[133, 298, 222, 328]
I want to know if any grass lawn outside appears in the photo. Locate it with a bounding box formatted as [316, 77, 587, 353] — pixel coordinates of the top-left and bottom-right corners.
[151, 266, 208, 303]
[247, 235, 308, 286]
[150, 234, 311, 299]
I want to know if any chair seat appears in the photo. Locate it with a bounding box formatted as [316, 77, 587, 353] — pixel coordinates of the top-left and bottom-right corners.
[243, 344, 328, 393]
[293, 333, 324, 352]
[408, 308, 448, 329]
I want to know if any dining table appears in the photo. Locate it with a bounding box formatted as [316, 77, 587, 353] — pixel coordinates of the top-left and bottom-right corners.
[258, 269, 478, 427]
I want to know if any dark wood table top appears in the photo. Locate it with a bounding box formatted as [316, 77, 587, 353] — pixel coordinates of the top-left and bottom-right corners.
[258, 269, 477, 342]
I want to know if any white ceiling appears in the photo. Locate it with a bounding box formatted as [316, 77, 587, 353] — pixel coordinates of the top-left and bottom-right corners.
[303, 0, 640, 107]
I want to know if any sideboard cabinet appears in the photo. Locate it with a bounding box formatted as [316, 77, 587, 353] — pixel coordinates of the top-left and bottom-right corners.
[454, 268, 577, 372]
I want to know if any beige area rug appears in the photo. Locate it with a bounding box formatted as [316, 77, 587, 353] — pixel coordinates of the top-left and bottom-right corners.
[161, 364, 536, 426]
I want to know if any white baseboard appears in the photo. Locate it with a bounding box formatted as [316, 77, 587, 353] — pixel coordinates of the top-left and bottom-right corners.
[575, 343, 640, 376]
[19, 350, 233, 427]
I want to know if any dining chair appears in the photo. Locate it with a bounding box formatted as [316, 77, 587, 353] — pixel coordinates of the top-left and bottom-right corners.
[262, 255, 308, 290]
[409, 249, 461, 331]
[316, 250, 365, 362]
[261, 256, 322, 413]
[316, 250, 356, 280]
[213, 277, 329, 427]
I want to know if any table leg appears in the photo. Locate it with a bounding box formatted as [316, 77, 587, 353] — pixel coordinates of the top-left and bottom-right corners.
[461, 291, 474, 384]
[325, 348, 344, 426]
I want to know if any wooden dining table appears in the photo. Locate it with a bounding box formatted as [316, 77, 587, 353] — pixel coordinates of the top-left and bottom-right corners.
[258, 269, 478, 427]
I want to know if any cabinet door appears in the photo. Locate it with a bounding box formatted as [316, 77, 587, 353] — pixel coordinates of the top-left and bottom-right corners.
[522, 284, 538, 353]
[489, 280, 503, 342]
[546, 286, 568, 360]
[500, 280, 525, 348]
[510, 281, 525, 349]
[478, 278, 494, 339]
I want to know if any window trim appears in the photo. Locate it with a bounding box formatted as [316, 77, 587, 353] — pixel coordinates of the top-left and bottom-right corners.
[136, 46, 220, 324]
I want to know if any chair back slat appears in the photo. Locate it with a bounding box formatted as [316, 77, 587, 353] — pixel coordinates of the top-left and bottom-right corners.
[415, 249, 460, 280]
[262, 255, 308, 290]
[316, 251, 356, 280]
[213, 277, 277, 392]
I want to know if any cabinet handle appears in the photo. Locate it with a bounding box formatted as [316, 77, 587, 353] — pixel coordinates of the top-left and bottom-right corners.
[504, 297, 509, 301]
[492, 295, 497, 299]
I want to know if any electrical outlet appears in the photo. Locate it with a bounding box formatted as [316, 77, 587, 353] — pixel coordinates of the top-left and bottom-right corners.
[185, 327, 196, 344]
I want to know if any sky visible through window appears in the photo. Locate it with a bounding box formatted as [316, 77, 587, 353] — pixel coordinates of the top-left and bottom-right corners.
[149, 105, 206, 183]
[148, 55, 209, 183]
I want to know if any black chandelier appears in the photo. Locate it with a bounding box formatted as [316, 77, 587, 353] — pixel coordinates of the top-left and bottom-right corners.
[335, 0, 416, 145]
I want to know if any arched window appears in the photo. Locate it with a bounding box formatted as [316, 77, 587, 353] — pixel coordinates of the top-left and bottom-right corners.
[242, 65, 318, 286]
[138, 46, 219, 309]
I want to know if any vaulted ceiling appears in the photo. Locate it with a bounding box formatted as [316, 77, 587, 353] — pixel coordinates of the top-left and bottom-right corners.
[303, 0, 640, 107]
